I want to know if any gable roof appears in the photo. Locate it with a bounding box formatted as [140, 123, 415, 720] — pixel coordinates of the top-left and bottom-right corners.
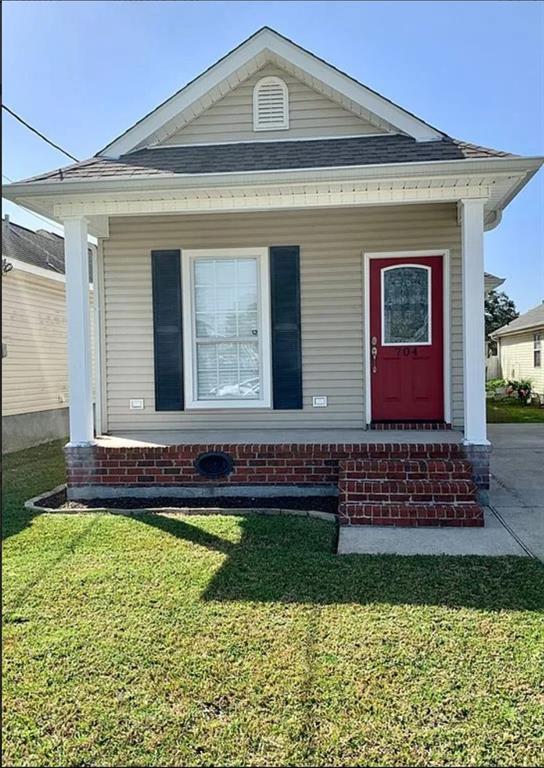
[18, 135, 513, 184]
[2, 217, 66, 273]
[98, 26, 445, 157]
[492, 303, 544, 338]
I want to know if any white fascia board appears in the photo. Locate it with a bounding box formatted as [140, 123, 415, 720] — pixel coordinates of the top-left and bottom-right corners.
[3, 155, 542, 198]
[99, 29, 442, 157]
[3, 156, 542, 228]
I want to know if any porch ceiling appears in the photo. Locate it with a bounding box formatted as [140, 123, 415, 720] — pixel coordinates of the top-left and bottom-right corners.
[97, 428, 464, 449]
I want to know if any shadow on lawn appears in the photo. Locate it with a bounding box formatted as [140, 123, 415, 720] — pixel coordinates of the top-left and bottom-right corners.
[136, 513, 544, 612]
[2, 440, 66, 542]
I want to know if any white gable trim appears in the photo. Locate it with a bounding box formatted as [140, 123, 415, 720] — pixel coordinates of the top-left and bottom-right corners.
[99, 28, 443, 158]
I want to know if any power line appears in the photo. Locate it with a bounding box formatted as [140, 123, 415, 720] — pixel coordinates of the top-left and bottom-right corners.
[2, 173, 14, 182]
[2, 104, 79, 162]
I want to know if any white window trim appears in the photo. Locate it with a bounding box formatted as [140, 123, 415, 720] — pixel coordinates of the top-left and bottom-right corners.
[253, 76, 289, 132]
[362, 250, 451, 426]
[380, 263, 432, 347]
[181, 247, 272, 410]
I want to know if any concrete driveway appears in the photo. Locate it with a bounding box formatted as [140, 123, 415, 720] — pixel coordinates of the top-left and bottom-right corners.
[488, 424, 544, 561]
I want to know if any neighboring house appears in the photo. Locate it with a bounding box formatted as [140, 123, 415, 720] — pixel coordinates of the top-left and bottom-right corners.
[491, 302, 544, 396]
[3, 28, 543, 528]
[484, 272, 505, 296]
[1, 216, 94, 452]
[483, 272, 505, 366]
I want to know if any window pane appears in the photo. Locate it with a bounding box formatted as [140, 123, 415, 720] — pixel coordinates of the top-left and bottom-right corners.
[196, 342, 260, 399]
[382, 266, 430, 344]
[192, 255, 261, 401]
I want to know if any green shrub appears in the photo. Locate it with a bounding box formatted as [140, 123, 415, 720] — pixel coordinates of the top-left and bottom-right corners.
[486, 378, 507, 395]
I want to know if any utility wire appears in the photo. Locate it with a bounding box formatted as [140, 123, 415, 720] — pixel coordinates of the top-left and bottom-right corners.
[2, 104, 79, 162]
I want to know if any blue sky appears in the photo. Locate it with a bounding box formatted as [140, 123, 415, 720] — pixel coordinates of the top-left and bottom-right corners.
[2, 0, 543, 311]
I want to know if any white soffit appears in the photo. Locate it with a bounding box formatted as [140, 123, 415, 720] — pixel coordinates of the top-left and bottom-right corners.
[98, 28, 443, 158]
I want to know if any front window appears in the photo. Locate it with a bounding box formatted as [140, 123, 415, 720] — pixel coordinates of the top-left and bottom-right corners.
[534, 332, 541, 368]
[381, 264, 431, 345]
[183, 248, 271, 409]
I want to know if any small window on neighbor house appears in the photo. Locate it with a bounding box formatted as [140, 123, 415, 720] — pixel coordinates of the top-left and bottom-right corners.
[253, 76, 289, 131]
[534, 332, 542, 368]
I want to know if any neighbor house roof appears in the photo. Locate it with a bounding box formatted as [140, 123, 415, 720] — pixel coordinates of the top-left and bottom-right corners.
[492, 303, 544, 338]
[19, 135, 513, 184]
[2, 216, 93, 277]
[484, 272, 505, 294]
[2, 216, 66, 273]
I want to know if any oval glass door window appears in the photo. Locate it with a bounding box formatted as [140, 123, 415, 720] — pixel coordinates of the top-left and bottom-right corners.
[381, 265, 431, 345]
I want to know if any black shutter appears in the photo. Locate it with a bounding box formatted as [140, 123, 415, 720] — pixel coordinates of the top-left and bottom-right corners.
[270, 246, 302, 409]
[151, 250, 184, 411]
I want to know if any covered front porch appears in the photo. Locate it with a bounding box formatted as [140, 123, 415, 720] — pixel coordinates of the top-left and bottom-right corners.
[8, 155, 526, 527]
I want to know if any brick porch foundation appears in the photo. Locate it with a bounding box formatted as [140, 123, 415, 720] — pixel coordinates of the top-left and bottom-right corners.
[65, 440, 489, 527]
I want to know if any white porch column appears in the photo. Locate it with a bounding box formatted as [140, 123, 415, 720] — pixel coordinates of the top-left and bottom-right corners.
[64, 216, 94, 446]
[460, 198, 489, 445]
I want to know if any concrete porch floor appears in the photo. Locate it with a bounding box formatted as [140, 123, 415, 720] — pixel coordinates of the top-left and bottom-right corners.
[96, 428, 463, 448]
[338, 424, 544, 559]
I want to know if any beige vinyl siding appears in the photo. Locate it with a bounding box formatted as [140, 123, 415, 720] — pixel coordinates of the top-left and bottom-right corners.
[161, 65, 386, 145]
[499, 330, 544, 395]
[101, 203, 463, 431]
[2, 268, 94, 417]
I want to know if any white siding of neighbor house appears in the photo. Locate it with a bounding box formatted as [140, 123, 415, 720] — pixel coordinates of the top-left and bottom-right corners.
[100, 203, 464, 432]
[2, 267, 94, 417]
[160, 64, 386, 145]
[499, 331, 544, 395]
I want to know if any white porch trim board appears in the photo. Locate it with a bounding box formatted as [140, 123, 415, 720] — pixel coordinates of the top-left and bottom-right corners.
[460, 198, 489, 445]
[64, 216, 95, 446]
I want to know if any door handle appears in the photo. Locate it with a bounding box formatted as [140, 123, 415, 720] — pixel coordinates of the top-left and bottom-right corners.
[371, 336, 378, 374]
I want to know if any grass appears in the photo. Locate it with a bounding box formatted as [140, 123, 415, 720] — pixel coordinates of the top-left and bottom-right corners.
[3, 442, 544, 767]
[487, 398, 544, 423]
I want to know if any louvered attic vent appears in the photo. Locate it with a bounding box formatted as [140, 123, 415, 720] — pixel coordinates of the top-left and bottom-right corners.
[253, 76, 289, 131]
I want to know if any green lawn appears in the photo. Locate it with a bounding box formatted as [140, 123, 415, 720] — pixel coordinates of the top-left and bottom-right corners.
[3, 442, 544, 767]
[487, 398, 544, 423]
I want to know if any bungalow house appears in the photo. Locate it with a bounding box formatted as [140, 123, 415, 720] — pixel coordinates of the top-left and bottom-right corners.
[491, 302, 544, 397]
[1, 216, 94, 452]
[3, 28, 543, 527]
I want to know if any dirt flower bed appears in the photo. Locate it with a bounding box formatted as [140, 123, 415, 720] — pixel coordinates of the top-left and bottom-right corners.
[34, 487, 339, 514]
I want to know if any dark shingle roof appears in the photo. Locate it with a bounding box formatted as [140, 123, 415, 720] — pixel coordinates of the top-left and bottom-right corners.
[2, 219, 66, 273]
[21, 135, 514, 184]
[493, 303, 544, 337]
[2, 218, 93, 278]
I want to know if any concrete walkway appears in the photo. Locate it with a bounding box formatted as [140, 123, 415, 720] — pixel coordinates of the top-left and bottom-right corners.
[487, 424, 544, 560]
[338, 424, 544, 558]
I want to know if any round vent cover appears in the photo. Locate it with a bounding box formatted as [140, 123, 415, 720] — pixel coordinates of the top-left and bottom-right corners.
[194, 451, 234, 478]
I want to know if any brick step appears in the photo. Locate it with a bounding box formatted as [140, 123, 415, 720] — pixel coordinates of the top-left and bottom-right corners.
[340, 458, 473, 481]
[338, 501, 484, 527]
[340, 479, 477, 503]
[349, 444, 463, 460]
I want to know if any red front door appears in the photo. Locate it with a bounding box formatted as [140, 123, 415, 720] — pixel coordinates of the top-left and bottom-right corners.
[370, 255, 444, 422]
